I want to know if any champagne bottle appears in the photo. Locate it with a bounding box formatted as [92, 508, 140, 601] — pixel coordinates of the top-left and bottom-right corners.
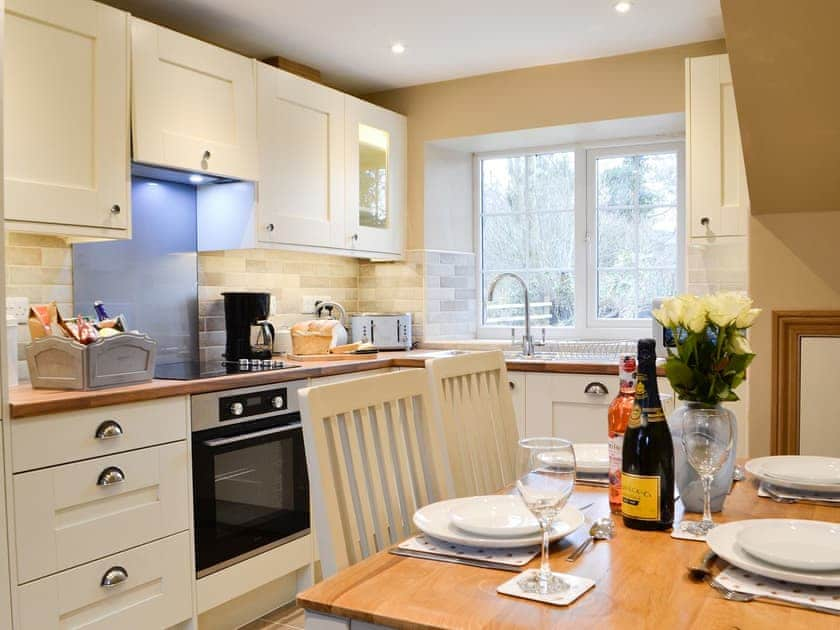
[621, 338, 674, 530]
[608, 354, 636, 514]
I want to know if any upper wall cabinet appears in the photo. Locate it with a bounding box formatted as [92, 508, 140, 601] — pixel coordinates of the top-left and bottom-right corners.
[131, 19, 258, 181]
[686, 54, 749, 238]
[4, 0, 130, 239]
[345, 96, 407, 256]
[256, 63, 345, 249]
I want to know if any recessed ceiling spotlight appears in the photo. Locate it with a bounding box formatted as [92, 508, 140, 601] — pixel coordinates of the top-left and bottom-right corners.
[614, 1, 632, 13]
[189, 174, 204, 184]
[391, 42, 405, 55]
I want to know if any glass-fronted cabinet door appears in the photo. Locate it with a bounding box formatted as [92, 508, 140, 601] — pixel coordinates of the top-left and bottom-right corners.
[345, 96, 406, 256]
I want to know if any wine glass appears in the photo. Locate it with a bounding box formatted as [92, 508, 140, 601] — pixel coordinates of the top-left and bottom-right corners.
[679, 408, 734, 536]
[515, 437, 576, 594]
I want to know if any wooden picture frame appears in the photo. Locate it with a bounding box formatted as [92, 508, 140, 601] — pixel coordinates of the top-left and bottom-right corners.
[772, 310, 840, 454]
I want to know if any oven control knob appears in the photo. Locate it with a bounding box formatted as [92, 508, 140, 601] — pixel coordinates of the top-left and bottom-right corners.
[229, 402, 245, 416]
[271, 396, 284, 409]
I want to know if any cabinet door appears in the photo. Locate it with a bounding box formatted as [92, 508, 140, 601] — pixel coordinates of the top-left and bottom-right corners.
[345, 96, 406, 256]
[686, 54, 749, 238]
[508, 372, 526, 439]
[4, 0, 129, 233]
[131, 18, 258, 181]
[525, 373, 612, 443]
[256, 63, 345, 248]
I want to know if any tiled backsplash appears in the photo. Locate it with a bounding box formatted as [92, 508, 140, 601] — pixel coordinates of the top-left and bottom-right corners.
[686, 236, 748, 295]
[423, 251, 477, 340]
[198, 249, 360, 361]
[358, 251, 425, 341]
[6, 234, 74, 379]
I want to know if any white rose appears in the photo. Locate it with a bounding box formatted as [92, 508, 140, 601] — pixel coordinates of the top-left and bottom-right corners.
[729, 333, 752, 355]
[663, 296, 685, 328]
[706, 292, 748, 328]
[681, 295, 708, 333]
[652, 306, 671, 328]
[735, 307, 762, 329]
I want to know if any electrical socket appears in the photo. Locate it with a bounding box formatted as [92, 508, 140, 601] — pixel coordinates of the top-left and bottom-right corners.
[301, 295, 332, 315]
[6, 297, 29, 324]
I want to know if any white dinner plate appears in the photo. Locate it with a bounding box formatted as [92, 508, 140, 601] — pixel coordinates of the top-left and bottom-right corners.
[414, 498, 585, 548]
[735, 520, 840, 572]
[707, 520, 840, 586]
[573, 443, 609, 474]
[745, 456, 840, 493]
[449, 495, 540, 537]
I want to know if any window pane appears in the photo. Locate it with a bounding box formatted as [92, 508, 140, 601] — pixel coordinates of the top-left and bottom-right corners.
[639, 153, 677, 205]
[482, 157, 527, 214]
[597, 208, 636, 268]
[529, 271, 574, 327]
[597, 270, 637, 319]
[638, 269, 676, 319]
[597, 156, 635, 207]
[482, 214, 526, 270]
[529, 211, 574, 269]
[531, 152, 575, 210]
[484, 273, 525, 327]
[638, 206, 677, 267]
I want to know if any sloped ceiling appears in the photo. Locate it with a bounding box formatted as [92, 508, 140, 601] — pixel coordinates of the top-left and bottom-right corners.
[721, 0, 840, 214]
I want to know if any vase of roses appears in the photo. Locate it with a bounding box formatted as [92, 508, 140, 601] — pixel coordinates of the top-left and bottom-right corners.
[653, 292, 760, 513]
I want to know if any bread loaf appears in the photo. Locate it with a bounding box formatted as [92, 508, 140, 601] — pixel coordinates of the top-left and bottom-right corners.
[290, 320, 342, 355]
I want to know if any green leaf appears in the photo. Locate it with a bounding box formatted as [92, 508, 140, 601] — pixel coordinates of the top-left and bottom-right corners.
[665, 358, 696, 391]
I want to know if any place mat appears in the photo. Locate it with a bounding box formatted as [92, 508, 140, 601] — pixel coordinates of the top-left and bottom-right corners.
[498, 570, 595, 606]
[758, 483, 840, 503]
[398, 534, 539, 566]
[716, 565, 840, 612]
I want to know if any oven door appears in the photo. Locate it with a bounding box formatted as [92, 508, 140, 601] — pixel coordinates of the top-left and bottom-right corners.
[192, 416, 310, 576]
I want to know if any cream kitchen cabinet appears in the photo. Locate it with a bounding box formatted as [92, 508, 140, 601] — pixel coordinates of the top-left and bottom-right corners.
[4, 0, 130, 239]
[132, 18, 258, 181]
[345, 96, 407, 256]
[256, 62, 346, 249]
[686, 54, 749, 238]
[524, 373, 674, 442]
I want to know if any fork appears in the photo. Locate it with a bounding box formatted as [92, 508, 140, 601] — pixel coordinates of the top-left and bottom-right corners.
[709, 578, 840, 616]
[763, 485, 840, 507]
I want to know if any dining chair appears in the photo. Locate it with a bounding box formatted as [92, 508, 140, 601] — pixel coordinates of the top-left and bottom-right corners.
[300, 369, 454, 577]
[426, 351, 521, 498]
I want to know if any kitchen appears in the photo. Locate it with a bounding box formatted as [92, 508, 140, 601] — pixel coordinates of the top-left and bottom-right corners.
[1, 1, 839, 629]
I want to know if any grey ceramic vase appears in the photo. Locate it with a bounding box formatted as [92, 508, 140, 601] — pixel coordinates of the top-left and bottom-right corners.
[667, 402, 737, 513]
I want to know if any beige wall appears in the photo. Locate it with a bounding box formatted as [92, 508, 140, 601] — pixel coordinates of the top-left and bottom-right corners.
[365, 39, 726, 250]
[748, 212, 840, 455]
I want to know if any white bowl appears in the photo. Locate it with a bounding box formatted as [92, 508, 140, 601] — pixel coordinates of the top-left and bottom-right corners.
[449, 495, 540, 537]
[736, 520, 840, 572]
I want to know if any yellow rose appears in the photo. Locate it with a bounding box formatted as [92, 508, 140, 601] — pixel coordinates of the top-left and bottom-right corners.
[654, 296, 683, 328]
[706, 292, 750, 328]
[681, 295, 708, 333]
[735, 307, 762, 329]
[729, 333, 752, 355]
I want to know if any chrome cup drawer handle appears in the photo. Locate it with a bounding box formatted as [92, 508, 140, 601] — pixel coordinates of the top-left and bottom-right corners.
[94, 420, 123, 440]
[101, 566, 128, 588]
[584, 381, 609, 395]
[97, 466, 125, 487]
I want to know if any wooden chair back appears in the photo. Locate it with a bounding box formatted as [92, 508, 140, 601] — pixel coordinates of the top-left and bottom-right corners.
[426, 351, 521, 497]
[300, 369, 453, 577]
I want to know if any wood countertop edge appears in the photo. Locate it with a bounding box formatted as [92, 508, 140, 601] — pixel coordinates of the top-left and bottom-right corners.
[7, 353, 655, 419]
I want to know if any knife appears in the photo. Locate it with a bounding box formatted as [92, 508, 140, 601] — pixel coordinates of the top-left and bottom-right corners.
[389, 548, 522, 572]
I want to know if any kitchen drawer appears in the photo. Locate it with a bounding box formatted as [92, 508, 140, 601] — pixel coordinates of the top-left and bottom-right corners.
[11, 396, 189, 472]
[14, 442, 190, 584]
[17, 531, 192, 630]
[308, 368, 390, 386]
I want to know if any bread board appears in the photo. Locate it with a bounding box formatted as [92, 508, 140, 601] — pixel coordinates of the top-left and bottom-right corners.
[286, 352, 380, 362]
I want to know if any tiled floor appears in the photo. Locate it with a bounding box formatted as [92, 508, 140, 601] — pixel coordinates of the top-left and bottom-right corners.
[239, 603, 305, 630]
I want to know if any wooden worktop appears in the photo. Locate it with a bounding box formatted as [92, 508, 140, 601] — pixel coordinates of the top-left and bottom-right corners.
[6, 351, 628, 419]
[297, 479, 840, 630]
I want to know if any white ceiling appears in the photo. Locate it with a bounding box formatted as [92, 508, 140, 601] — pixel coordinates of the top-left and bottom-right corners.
[103, 0, 723, 94]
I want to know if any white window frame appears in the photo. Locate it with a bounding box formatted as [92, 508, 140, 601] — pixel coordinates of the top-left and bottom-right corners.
[475, 137, 685, 340]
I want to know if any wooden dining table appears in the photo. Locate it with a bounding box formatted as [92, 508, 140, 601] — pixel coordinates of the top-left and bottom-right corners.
[298, 476, 840, 629]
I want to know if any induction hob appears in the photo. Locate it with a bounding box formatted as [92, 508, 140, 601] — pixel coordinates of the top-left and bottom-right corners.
[155, 359, 293, 381]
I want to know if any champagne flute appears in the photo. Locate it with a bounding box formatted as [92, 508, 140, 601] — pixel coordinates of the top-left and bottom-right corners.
[515, 437, 576, 594]
[680, 409, 734, 536]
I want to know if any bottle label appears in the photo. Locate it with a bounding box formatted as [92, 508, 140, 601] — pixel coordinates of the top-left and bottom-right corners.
[608, 434, 623, 505]
[621, 472, 661, 521]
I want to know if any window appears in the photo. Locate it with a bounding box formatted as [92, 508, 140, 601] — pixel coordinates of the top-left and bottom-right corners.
[478, 141, 683, 337]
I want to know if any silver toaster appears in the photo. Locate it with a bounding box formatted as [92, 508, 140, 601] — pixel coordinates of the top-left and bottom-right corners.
[350, 313, 412, 350]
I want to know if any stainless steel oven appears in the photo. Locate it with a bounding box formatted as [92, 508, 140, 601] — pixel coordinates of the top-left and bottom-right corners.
[191, 380, 310, 577]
